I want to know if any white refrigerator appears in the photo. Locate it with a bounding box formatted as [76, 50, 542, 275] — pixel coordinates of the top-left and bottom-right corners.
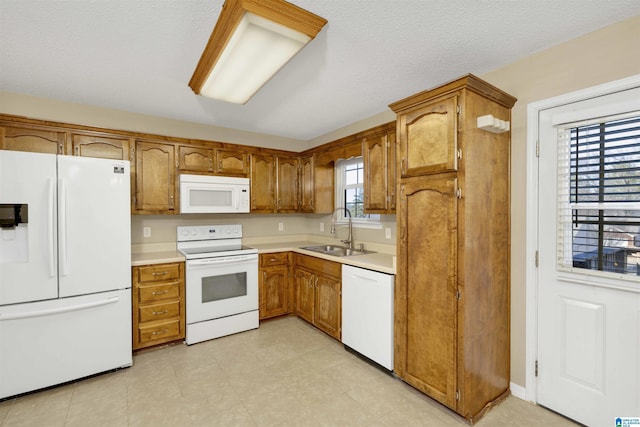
[0, 151, 132, 399]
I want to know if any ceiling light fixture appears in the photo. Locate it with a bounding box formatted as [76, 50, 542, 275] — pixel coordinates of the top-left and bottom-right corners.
[189, 0, 327, 104]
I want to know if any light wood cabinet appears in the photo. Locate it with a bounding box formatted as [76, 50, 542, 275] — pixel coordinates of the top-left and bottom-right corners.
[294, 254, 341, 340]
[216, 149, 249, 176]
[276, 156, 299, 212]
[397, 93, 459, 178]
[259, 252, 292, 320]
[71, 132, 131, 160]
[132, 262, 185, 350]
[250, 153, 276, 213]
[0, 124, 67, 154]
[134, 140, 176, 213]
[299, 156, 315, 213]
[363, 126, 396, 213]
[178, 145, 213, 172]
[390, 74, 516, 423]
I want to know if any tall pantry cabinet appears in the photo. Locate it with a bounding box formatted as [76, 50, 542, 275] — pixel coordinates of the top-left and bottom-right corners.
[389, 74, 516, 423]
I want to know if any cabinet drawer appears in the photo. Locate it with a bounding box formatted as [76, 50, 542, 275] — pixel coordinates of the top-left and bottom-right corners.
[260, 252, 289, 267]
[136, 263, 181, 283]
[137, 319, 181, 345]
[138, 300, 181, 323]
[138, 282, 181, 303]
[295, 254, 341, 278]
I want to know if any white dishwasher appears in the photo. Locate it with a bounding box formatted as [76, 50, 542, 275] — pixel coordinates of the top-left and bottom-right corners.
[341, 265, 394, 371]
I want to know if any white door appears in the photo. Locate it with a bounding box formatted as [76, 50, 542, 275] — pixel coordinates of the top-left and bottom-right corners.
[57, 156, 131, 297]
[0, 151, 58, 305]
[537, 87, 640, 426]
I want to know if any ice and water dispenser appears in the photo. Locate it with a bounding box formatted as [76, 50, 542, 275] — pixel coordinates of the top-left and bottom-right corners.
[0, 204, 28, 263]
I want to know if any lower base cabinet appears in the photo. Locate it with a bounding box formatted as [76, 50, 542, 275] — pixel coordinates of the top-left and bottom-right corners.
[259, 252, 292, 320]
[294, 254, 342, 340]
[132, 262, 185, 350]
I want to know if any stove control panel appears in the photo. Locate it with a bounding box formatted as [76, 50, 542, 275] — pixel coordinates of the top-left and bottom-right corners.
[177, 224, 242, 241]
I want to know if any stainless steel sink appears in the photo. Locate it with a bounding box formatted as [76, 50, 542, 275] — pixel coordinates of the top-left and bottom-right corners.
[301, 245, 374, 257]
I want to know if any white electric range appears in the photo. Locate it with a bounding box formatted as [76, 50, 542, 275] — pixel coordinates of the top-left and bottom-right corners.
[177, 224, 258, 345]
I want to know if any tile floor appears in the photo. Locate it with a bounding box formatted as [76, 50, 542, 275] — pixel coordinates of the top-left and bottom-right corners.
[0, 316, 578, 427]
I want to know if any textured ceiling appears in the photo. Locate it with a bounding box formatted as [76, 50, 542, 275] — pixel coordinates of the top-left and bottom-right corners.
[1, 1, 638, 141]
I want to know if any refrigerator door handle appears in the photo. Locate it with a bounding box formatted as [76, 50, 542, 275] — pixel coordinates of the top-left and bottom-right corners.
[0, 296, 120, 321]
[59, 178, 68, 276]
[48, 178, 56, 278]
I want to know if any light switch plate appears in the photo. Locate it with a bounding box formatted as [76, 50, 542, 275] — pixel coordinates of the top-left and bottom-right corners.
[278, 222, 284, 232]
[143, 227, 151, 238]
[385, 228, 391, 239]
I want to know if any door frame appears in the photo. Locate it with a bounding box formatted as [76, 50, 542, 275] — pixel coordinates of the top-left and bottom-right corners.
[524, 73, 640, 403]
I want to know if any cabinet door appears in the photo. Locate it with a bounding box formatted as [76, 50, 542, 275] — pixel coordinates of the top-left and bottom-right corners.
[178, 145, 213, 172]
[277, 156, 299, 212]
[0, 124, 66, 154]
[250, 153, 276, 213]
[396, 176, 459, 409]
[72, 133, 131, 160]
[217, 149, 249, 176]
[294, 268, 315, 324]
[398, 94, 458, 177]
[134, 141, 176, 213]
[363, 134, 388, 212]
[387, 130, 397, 211]
[299, 156, 314, 212]
[315, 273, 341, 340]
[260, 265, 290, 319]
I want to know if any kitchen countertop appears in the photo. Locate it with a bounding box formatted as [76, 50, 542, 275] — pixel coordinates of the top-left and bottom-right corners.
[131, 250, 185, 267]
[130, 238, 395, 274]
[248, 240, 396, 275]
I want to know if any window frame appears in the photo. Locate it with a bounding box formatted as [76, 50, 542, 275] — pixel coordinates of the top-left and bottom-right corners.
[557, 111, 640, 278]
[334, 156, 381, 229]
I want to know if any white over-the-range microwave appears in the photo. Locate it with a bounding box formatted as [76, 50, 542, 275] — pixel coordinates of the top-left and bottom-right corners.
[180, 174, 250, 213]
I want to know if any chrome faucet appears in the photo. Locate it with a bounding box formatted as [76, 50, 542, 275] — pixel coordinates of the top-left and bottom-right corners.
[331, 207, 353, 250]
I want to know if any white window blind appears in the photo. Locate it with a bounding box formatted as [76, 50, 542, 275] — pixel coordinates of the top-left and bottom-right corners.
[557, 113, 640, 276]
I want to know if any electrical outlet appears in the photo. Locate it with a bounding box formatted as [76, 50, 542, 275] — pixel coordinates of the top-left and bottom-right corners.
[320, 222, 324, 232]
[385, 227, 391, 239]
[278, 222, 284, 232]
[143, 227, 151, 238]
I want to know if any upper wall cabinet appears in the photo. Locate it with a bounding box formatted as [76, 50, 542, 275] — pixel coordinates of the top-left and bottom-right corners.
[299, 155, 315, 213]
[216, 149, 249, 177]
[363, 124, 396, 214]
[277, 156, 299, 213]
[134, 140, 176, 214]
[250, 153, 276, 213]
[0, 123, 67, 155]
[397, 94, 458, 178]
[177, 144, 213, 173]
[71, 132, 132, 160]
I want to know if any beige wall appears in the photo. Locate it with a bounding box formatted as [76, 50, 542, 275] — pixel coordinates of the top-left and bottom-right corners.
[1, 14, 638, 391]
[131, 213, 397, 247]
[481, 15, 640, 388]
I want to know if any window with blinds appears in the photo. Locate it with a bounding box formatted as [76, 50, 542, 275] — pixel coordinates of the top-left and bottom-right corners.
[557, 113, 640, 276]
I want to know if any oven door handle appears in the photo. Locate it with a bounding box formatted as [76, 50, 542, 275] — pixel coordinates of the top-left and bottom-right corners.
[187, 255, 257, 266]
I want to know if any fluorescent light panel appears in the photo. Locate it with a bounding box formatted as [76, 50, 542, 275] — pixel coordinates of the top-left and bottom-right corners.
[201, 13, 310, 104]
[189, 0, 327, 105]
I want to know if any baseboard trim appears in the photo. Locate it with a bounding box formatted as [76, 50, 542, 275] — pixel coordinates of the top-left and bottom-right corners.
[510, 382, 526, 400]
